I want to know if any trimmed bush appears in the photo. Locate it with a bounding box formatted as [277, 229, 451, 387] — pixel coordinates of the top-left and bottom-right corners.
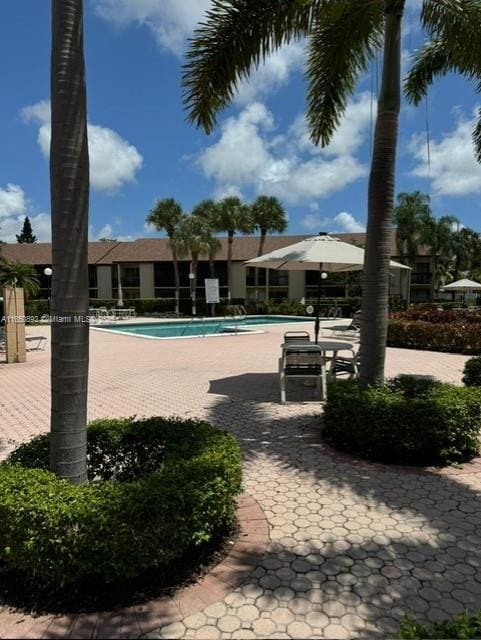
[397, 612, 481, 639]
[323, 376, 481, 466]
[463, 357, 481, 387]
[0, 417, 242, 586]
[388, 319, 481, 355]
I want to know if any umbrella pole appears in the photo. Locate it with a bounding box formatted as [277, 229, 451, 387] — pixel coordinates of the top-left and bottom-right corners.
[315, 264, 322, 344]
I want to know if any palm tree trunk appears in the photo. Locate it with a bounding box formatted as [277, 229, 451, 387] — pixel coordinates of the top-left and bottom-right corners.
[171, 243, 180, 316]
[255, 231, 267, 308]
[227, 231, 233, 302]
[359, 0, 405, 387]
[50, 0, 89, 483]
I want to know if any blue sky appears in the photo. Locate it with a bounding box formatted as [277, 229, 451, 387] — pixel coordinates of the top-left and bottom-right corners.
[1, 0, 481, 243]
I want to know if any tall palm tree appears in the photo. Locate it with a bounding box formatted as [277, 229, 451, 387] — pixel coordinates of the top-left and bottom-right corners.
[392, 191, 433, 267]
[0, 261, 40, 300]
[172, 215, 220, 316]
[214, 196, 253, 302]
[50, 0, 90, 483]
[451, 227, 481, 280]
[182, 0, 481, 385]
[192, 199, 220, 278]
[146, 198, 184, 316]
[423, 215, 459, 295]
[250, 195, 287, 304]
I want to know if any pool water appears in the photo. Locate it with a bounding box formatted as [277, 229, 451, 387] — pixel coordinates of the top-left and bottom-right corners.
[97, 315, 313, 339]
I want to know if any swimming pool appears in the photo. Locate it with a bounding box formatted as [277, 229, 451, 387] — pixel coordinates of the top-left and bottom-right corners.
[95, 315, 313, 339]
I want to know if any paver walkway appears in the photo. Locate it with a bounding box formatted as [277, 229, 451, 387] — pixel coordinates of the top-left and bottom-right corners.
[1, 321, 479, 639]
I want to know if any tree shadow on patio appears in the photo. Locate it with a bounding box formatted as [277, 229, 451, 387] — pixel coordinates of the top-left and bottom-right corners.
[206, 381, 481, 636]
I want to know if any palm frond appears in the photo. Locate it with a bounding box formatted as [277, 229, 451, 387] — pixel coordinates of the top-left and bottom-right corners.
[404, 40, 453, 105]
[421, 0, 481, 70]
[182, 0, 319, 133]
[306, 0, 383, 146]
[474, 107, 481, 162]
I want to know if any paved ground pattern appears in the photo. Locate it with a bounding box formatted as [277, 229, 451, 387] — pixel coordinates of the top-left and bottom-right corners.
[1, 321, 479, 638]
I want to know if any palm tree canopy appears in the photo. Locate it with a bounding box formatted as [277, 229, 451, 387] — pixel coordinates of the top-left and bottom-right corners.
[173, 215, 221, 259]
[215, 196, 253, 235]
[183, 0, 481, 155]
[392, 191, 433, 264]
[0, 260, 40, 299]
[250, 195, 288, 235]
[146, 198, 184, 238]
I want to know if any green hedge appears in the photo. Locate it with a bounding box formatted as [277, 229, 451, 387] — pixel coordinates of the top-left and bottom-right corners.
[463, 357, 481, 387]
[0, 417, 242, 586]
[397, 612, 481, 639]
[388, 319, 481, 354]
[323, 376, 481, 466]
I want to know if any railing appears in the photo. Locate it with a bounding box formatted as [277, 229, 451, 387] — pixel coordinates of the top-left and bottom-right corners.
[411, 273, 433, 285]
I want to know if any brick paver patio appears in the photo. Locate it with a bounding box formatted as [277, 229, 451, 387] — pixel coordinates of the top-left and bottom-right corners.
[1, 321, 479, 639]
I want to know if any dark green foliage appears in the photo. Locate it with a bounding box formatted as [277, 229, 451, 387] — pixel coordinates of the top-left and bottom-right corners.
[397, 612, 481, 639]
[463, 357, 481, 387]
[324, 377, 481, 466]
[0, 417, 242, 586]
[16, 216, 37, 243]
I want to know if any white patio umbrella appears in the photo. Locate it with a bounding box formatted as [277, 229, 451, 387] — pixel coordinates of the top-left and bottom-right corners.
[245, 234, 410, 342]
[441, 278, 481, 304]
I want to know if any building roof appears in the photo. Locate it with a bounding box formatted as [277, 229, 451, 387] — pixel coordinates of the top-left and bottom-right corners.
[1, 231, 421, 265]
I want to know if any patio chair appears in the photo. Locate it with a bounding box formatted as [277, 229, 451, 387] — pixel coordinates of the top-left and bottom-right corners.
[283, 331, 311, 344]
[26, 336, 47, 351]
[279, 344, 326, 403]
[332, 351, 360, 380]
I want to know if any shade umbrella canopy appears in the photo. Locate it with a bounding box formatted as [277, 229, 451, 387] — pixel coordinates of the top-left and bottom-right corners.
[244, 235, 410, 272]
[244, 234, 410, 343]
[442, 278, 481, 292]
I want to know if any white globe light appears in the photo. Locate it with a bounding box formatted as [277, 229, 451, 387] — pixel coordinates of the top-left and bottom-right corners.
[321, 272, 328, 280]
[188, 273, 195, 280]
[44, 267, 53, 277]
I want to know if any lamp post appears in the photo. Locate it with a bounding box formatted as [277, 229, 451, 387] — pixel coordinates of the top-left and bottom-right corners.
[188, 272, 196, 317]
[315, 270, 328, 344]
[43, 267, 52, 318]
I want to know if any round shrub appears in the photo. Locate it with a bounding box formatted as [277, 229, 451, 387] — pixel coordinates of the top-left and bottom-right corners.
[396, 611, 481, 639]
[0, 417, 242, 586]
[323, 377, 481, 466]
[463, 357, 481, 387]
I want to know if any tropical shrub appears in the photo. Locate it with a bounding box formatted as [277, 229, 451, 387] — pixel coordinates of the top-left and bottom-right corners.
[396, 612, 481, 639]
[323, 377, 481, 466]
[0, 417, 242, 586]
[463, 357, 481, 387]
[388, 309, 481, 354]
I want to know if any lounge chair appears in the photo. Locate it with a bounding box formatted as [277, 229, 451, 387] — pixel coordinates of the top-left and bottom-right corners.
[26, 336, 47, 351]
[279, 344, 326, 403]
[331, 310, 361, 340]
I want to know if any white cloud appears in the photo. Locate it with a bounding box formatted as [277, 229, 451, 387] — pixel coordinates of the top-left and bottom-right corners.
[212, 184, 244, 201]
[93, 0, 211, 56]
[234, 43, 305, 105]
[335, 212, 365, 233]
[291, 92, 375, 158]
[94, 0, 304, 103]
[22, 101, 143, 193]
[197, 99, 369, 205]
[409, 109, 481, 196]
[301, 211, 365, 234]
[0, 184, 27, 218]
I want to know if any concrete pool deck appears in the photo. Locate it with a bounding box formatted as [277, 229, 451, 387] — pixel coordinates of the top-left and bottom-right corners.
[0, 320, 479, 639]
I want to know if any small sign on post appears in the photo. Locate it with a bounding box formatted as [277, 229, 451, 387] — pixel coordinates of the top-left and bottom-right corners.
[205, 279, 220, 304]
